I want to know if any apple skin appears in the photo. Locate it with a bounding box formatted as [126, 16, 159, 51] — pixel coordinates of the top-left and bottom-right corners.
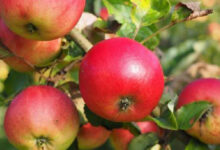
[100, 8, 109, 21]
[4, 85, 80, 150]
[110, 121, 159, 150]
[0, 18, 61, 68]
[208, 22, 220, 42]
[3, 56, 33, 72]
[77, 123, 111, 150]
[79, 37, 164, 122]
[0, 0, 85, 40]
[177, 78, 220, 144]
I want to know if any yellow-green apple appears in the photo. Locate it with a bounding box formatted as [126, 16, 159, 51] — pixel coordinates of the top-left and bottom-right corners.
[177, 78, 220, 144]
[4, 85, 80, 150]
[0, 0, 85, 40]
[0, 17, 61, 71]
[79, 38, 164, 122]
[110, 121, 160, 150]
[77, 123, 111, 150]
[0, 60, 9, 80]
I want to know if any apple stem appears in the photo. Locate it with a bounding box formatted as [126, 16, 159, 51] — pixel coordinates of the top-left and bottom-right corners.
[69, 28, 93, 52]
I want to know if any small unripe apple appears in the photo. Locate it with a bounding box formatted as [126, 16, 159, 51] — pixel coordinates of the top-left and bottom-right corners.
[77, 123, 111, 150]
[79, 37, 164, 122]
[0, 60, 9, 80]
[0, 17, 61, 71]
[177, 78, 220, 144]
[110, 121, 159, 150]
[4, 85, 80, 150]
[0, 0, 85, 40]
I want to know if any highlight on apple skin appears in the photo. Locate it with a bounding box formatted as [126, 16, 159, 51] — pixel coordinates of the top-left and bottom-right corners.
[4, 85, 80, 150]
[0, 0, 86, 41]
[79, 37, 164, 122]
[177, 78, 220, 144]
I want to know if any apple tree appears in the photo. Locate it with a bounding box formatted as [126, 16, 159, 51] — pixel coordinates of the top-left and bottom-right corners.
[0, 0, 220, 150]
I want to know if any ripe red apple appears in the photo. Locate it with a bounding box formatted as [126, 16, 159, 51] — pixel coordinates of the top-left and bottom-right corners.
[110, 121, 159, 150]
[0, 17, 61, 69]
[177, 78, 220, 144]
[79, 37, 164, 122]
[100, 8, 109, 21]
[0, 0, 85, 40]
[77, 123, 111, 149]
[4, 85, 80, 150]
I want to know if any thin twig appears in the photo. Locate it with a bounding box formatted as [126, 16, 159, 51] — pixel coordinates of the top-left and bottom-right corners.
[141, 9, 213, 44]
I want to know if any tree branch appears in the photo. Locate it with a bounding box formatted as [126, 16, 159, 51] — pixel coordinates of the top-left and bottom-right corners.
[141, 9, 213, 44]
[69, 28, 93, 52]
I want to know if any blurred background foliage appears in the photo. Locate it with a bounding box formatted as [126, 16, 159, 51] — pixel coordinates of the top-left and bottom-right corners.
[0, 0, 220, 149]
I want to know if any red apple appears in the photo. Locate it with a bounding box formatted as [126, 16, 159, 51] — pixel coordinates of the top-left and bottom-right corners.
[177, 78, 220, 144]
[79, 37, 164, 122]
[110, 121, 159, 150]
[4, 85, 80, 150]
[0, 0, 85, 40]
[100, 8, 109, 21]
[77, 123, 111, 149]
[0, 17, 61, 69]
[208, 22, 220, 42]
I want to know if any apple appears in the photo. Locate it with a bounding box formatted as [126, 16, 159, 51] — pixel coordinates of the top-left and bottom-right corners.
[0, 0, 85, 40]
[79, 37, 164, 122]
[177, 78, 220, 144]
[100, 8, 109, 21]
[77, 123, 111, 150]
[0, 17, 61, 68]
[0, 60, 9, 80]
[3, 56, 33, 72]
[110, 121, 160, 150]
[208, 22, 220, 42]
[4, 85, 80, 150]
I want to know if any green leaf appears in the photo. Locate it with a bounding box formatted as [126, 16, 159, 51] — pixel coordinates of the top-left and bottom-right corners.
[117, 23, 136, 38]
[141, 0, 171, 26]
[123, 122, 141, 136]
[147, 96, 178, 130]
[128, 133, 159, 150]
[135, 25, 159, 50]
[4, 70, 33, 97]
[63, 38, 84, 63]
[176, 101, 212, 130]
[171, 3, 192, 21]
[185, 138, 209, 150]
[103, 0, 132, 24]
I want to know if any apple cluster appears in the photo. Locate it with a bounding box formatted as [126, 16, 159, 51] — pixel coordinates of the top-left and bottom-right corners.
[1, 0, 220, 150]
[0, 0, 85, 72]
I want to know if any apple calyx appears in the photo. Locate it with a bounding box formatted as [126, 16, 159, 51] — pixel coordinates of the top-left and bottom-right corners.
[119, 96, 134, 111]
[25, 23, 38, 33]
[36, 136, 51, 150]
